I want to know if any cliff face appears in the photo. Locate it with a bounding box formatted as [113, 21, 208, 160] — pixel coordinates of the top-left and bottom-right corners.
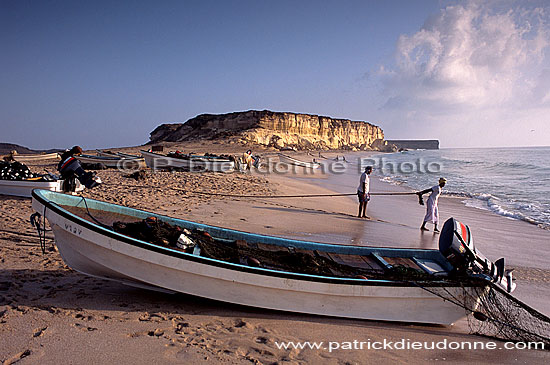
[149, 110, 384, 150]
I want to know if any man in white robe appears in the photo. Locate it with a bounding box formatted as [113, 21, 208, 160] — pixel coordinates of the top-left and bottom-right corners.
[417, 178, 446, 232]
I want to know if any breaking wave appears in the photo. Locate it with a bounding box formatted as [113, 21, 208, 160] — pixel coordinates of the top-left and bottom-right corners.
[376, 147, 550, 230]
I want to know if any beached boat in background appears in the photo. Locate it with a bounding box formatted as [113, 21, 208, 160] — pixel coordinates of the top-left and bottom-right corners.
[0, 179, 83, 198]
[12, 152, 60, 162]
[96, 150, 142, 159]
[140, 150, 235, 172]
[278, 153, 321, 169]
[30, 189, 515, 325]
[76, 154, 145, 169]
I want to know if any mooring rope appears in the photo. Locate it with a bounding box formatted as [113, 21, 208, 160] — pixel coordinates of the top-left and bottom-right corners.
[99, 182, 418, 199]
[30, 205, 49, 254]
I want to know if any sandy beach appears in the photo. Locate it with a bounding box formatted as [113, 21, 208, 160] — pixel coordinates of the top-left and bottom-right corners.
[1, 148, 549, 364]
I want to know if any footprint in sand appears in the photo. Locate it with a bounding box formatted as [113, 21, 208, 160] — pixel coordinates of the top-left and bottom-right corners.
[74, 313, 93, 321]
[233, 319, 251, 329]
[147, 328, 165, 337]
[138, 313, 151, 321]
[74, 322, 97, 332]
[172, 320, 190, 334]
[33, 327, 47, 337]
[255, 336, 269, 344]
[3, 349, 31, 365]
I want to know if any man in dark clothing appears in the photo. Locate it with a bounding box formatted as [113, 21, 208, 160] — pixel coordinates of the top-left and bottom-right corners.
[357, 166, 373, 218]
[58, 146, 101, 190]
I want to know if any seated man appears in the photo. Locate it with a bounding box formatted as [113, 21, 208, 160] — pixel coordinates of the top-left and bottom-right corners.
[58, 146, 101, 191]
[241, 150, 260, 169]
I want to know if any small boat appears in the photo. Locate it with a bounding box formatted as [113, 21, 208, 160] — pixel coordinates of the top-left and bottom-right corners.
[30, 189, 515, 325]
[278, 153, 321, 169]
[140, 150, 235, 173]
[76, 154, 145, 169]
[12, 152, 60, 162]
[0, 179, 83, 198]
[96, 150, 142, 159]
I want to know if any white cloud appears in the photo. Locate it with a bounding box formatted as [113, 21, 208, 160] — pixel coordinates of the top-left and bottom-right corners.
[375, 1, 550, 146]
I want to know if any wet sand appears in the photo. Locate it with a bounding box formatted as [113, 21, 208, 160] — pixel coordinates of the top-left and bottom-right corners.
[1, 151, 549, 364]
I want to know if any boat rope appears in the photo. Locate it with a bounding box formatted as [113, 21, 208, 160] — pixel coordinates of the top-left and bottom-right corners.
[178, 190, 418, 198]
[30, 205, 49, 254]
[78, 195, 115, 230]
[100, 182, 418, 199]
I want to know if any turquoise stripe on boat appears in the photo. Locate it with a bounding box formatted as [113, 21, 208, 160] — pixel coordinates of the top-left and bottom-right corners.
[33, 189, 454, 274]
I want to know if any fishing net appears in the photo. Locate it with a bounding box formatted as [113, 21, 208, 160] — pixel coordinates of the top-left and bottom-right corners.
[180, 229, 445, 282]
[424, 280, 550, 348]
[0, 161, 48, 180]
[113, 217, 184, 248]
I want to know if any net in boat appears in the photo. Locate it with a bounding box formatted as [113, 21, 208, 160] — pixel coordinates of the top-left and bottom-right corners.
[111, 216, 550, 348]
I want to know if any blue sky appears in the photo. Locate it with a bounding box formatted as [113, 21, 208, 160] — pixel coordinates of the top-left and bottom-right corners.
[1, 0, 549, 149]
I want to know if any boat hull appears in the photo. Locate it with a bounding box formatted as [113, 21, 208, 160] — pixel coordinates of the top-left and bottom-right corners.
[12, 152, 60, 162]
[0, 180, 82, 197]
[76, 155, 145, 169]
[31, 190, 480, 325]
[278, 154, 321, 169]
[96, 150, 141, 159]
[140, 150, 235, 173]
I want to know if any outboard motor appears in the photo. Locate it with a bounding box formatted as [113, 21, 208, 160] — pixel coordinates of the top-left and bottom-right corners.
[439, 218, 476, 269]
[439, 218, 516, 293]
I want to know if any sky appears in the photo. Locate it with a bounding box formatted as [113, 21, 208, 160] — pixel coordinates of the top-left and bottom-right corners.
[1, 0, 549, 149]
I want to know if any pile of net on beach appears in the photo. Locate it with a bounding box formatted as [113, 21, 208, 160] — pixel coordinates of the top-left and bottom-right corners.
[111, 216, 550, 348]
[0, 161, 55, 181]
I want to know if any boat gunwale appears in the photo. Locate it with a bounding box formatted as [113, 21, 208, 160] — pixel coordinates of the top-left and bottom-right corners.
[77, 154, 144, 161]
[12, 152, 60, 161]
[96, 150, 141, 159]
[140, 150, 234, 163]
[32, 189, 462, 287]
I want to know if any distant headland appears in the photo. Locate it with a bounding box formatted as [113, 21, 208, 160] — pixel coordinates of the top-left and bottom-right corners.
[2, 110, 440, 153]
[149, 110, 439, 152]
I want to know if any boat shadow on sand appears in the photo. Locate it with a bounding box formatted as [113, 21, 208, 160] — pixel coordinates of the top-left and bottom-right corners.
[0, 267, 480, 339]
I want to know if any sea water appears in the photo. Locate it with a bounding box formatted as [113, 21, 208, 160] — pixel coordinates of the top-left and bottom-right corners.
[357, 147, 550, 230]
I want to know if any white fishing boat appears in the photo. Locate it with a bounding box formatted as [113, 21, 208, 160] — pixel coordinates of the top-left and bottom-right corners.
[140, 150, 235, 173]
[12, 152, 60, 162]
[30, 189, 515, 325]
[278, 153, 321, 169]
[76, 154, 145, 169]
[0, 179, 83, 198]
[96, 150, 142, 159]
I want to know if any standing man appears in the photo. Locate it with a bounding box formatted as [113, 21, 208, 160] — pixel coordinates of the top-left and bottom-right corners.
[418, 178, 446, 232]
[357, 166, 373, 218]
